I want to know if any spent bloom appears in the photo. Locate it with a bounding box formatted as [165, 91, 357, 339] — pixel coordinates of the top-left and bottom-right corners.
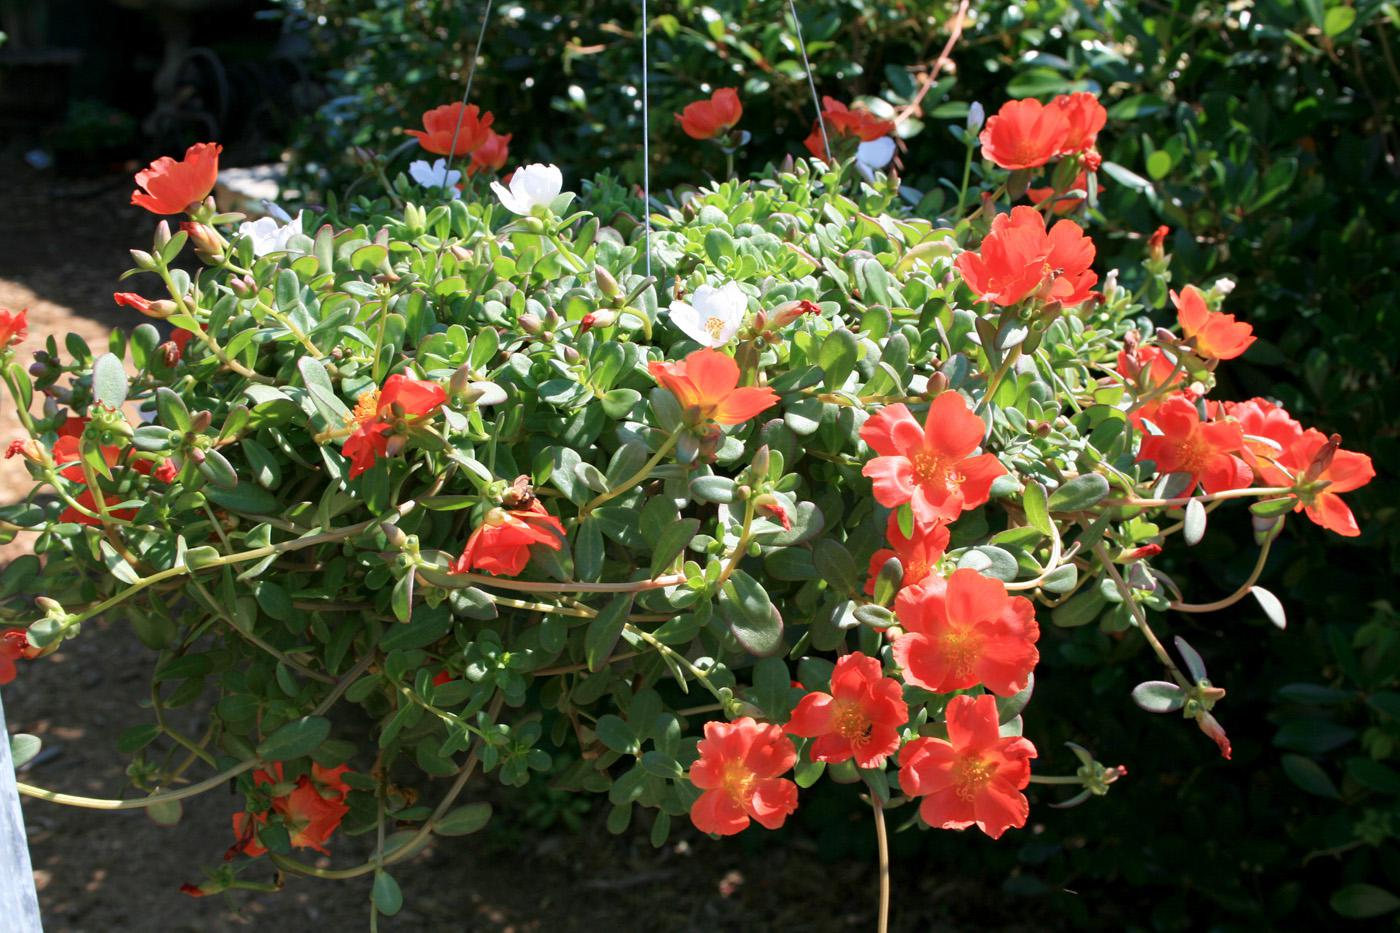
[648, 348, 778, 427]
[1, 628, 37, 686]
[892, 568, 1040, 697]
[860, 392, 1007, 525]
[405, 102, 494, 156]
[492, 163, 564, 216]
[130, 142, 222, 215]
[1174, 286, 1255, 360]
[451, 500, 567, 576]
[784, 652, 908, 769]
[676, 88, 743, 140]
[688, 717, 798, 836]
[898, 694, 1037, 840]
[668, 282, 747, 347]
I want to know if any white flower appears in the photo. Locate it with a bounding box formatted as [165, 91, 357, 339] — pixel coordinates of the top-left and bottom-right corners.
[239, 211, 304, 257]
[856, 136, 897, 182]
[1212, 277, 1237, 296]
[408, 159, 462, 199]
[668, 282, 747, 347]
[491, 163, 563, 216]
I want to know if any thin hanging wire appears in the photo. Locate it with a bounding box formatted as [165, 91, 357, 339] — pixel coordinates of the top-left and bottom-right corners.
[441, 0, 496, 192]
[640, 0, 653, 278]
[787, 0, 831, 163]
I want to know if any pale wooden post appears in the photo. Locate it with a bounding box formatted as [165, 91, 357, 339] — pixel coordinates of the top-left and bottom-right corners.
[0, 690, 43, 931]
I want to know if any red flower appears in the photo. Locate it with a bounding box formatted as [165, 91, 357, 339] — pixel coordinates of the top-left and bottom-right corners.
[1175, 286, 1254, 360]
[231, 763, 352, 858]
[451, 500, 567, 576]
[130, 143, 222, 215]
[432, 669, 454, 687]
[647, 348, 778, 426]
[688, 717, 798, 836]
[892, 568, 1039, 697]
[0, 307, 27, 347]
[979, 99, 1070, 170]
[468, 130, 512, 175]
[341, 374, 446, 478]
[113, 292, 159, 317]
[1274, 429, 1375, 537]
[897, 694, 1037, 840]
[1222, 398, 1303, 474]
[859, 393, 1006, 525]
[803, 97, 894, 159]
[1, 628, 37, 685]
[785, 652, 908, 769]
[1053, 92, 1107, 154]
[954, 206, 1097, 307]
[178, 883, 212, 898]
[1147, 225, 1170, 257]
[171, 328, 197, 357]
[59, 488, 137, 526]
[864, 512, 950, 595]
[153, 459, 179, 484]
[1136, 395, 1251, 495]
[676, 88, 743, 140]
[405, 103, 494, 156]
[1027, 170, 1099, 215]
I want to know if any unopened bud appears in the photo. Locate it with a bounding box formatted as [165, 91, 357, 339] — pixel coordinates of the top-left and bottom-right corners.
[578, 311, 615, 334]
[383, 523, 408, 549]
[384, 434, 407, 457]
[769, 299, 822, 330]
[230, 275, 256, 298]
[966, 101, 986, 133]
[518, 313, 543, 335]
[181, 222, 224, 263]
[350, 146, 377, 167]
[1147, 225, 1169, 262]
[927, 372, 949, 397]
[594, 265, 620, 298]
[154, 221, 172, 250]
[129, 249, 159, 271]
[189, 411, 213, 433]
[561, 345, 580, 364]
[751, 444, 770, 478]
[449, 364, 473, 397]
[449, 245, 472, 262]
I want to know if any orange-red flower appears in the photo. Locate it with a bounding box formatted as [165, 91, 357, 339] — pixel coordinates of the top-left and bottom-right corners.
[1147, 224, 1170, 258]
[803, 97, 894, 159]
[231, 763, 352, 858]
[468, 130, 512, 175]
[677, 88, 743, 140]
[864, 512, 950, 595]
[1222, 398, 1303, 474]
[1271, 429, 1375, 537]
[451, 500, 566, 576]
[1, 628, 37, 685]
[898, 693, 1037, 840]
[647, 348, 778, 426]
[1175, 286, 1255, 360]
[0, 307, 27, 347]
[785, 652, 908, 769]
[131, 142, 222, 215]
[892, 568, 1040, 697]
[955, 206, 1097, 307]
[1136, 395, 1251, 495]
[342, 374, 446, 478]
[860, 393, 1007, 525]
[59, 488, 137, 526]
[405, 103, 495, 156]
[1053, 92, 1107, 154]
[979, 98, 1070, 170]
[688, 717, 798, 836]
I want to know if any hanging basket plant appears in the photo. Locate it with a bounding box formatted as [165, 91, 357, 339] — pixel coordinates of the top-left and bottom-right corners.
[0, 82, 1374, 926]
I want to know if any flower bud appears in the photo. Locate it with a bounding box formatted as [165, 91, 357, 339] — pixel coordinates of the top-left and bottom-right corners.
[449, 364, 473, 397]
[518, 313, 543, 335]
[561, 345, 580, 364]
[383, 523, 408, 549]
[129, 249, 159, 271]
[189, 410, 213, 433]
[230, 274, 257, 298]
[750, 444, 770, 479]
[966, 101, 986, 132]
[578, 310, 615, 334]
[594, 265, 620, 299]
[768, 299, 821, 330]
[1147, 225, 1170, 262]
[1211, 277, 1236, 296]
[153, 220, 172, 250]
[449, 245, 472, 263]
[926, 371, 949, 397]
[181, 222, 224, 264]
[384, 433, 407, 457]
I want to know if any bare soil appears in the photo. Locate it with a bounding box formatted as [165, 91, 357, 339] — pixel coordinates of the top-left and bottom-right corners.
[0, 162, 1058, 932]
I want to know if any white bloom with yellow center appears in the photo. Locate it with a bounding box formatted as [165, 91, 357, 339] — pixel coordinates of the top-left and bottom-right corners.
[668, 282, 747, 347]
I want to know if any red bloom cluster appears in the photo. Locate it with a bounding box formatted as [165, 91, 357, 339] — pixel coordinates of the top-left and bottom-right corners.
[803, 97, 895, 160]
[648, 348, 778, 427]
[1, 628, 38, 685]
[980, 93, 1106, 170]
[405, 103, 512, 175]
[954, 205, 1098, 307]
[49, 415, 172, 526]
[342, 374, 447, 479]
[231, 763, 353, 858]
[1137, 395, 1252, 496]
[864, 511, 949, 595]
[677, 88, 743, 141]
[452, 500, 567, 576]
[131, 143, 222, 215]
[898, 694, 1036, 840]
